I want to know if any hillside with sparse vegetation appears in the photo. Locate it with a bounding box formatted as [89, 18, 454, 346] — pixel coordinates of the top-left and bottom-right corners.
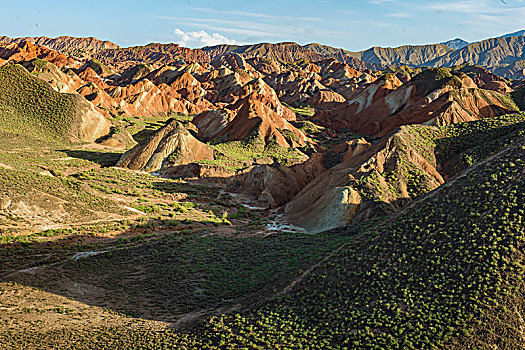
[1, 111, 525, 348]
[2, 29, 525, 349]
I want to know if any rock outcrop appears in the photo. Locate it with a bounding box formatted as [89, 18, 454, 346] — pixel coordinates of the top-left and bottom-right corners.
[193, 93, 306, 148]
[116, 119, 213, 173]
[308, 89, 346, 109]
[68, 94, 112, 142]
[235, 138, 371, 209]
[235, 153, 325, 208]
[284, 127, 444, 232]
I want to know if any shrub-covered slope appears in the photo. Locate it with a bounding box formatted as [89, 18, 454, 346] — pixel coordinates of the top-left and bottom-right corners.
[205, 121, 525, 348]
[0, 64, 109, 143]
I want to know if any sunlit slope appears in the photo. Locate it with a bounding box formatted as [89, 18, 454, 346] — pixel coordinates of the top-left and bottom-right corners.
[0, 64, 109, 143]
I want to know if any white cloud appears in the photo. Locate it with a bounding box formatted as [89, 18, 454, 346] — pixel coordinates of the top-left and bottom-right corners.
[424, 1, 489, 13]
[424, 0, 524, 14]
[386, 11, 412, 18]
[173, 28, 237, 48]
[156, 17, 346, 44]
[421, 0, 525, 38]
[187, 7, 320, 22]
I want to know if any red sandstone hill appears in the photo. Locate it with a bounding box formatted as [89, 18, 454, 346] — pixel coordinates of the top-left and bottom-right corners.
[202, 42, 380, 72]
[455, 65, 513, 93]
[283, 126, 443, 232]
[313, 67, 519, 136]
[0, 35, 119, 58]
[203, 42, 324, 63]
[193, 92, 306, 148]
[108, 79, 193, 117]
[92, 43, 210, 71]
[0, 41, 78, 68]
[264, 70, 325, 106]
[3, 33, 525, 79]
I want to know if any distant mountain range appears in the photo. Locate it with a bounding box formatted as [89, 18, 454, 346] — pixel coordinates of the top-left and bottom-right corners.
[440, 38, 470, 50]
[500, 29, 525, 38]
[1, 30, 524, 78]
[440, 30, 525, 52]
[202, 30, 525, 79]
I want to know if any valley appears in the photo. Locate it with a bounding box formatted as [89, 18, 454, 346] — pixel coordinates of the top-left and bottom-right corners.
[1, 27, 525, 349]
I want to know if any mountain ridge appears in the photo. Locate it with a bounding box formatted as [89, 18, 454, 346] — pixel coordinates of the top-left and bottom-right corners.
[3, 30, 525, 78]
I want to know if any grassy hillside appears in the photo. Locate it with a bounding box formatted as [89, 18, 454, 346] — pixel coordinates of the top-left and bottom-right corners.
[0, 64, 77, 143]
[202, 118, 525, 348]
[435, 113, 525, 169]
[2, 114, 525, 348]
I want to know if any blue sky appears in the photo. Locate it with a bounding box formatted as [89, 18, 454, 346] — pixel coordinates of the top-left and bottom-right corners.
[0, 0, 524, 51]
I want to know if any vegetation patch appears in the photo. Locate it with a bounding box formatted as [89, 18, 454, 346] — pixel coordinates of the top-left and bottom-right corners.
[0, 64, 77, 143]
